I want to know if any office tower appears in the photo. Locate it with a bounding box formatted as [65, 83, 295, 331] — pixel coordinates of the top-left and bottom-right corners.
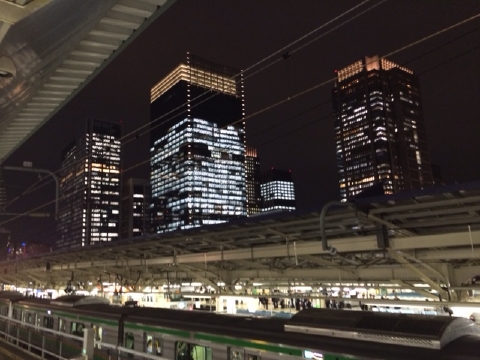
[57, 119, 121, 249]
[121, 178, 150, 239]
[150, 54, 246, 232]
[332, 55, 433, 201]
[245, 146, 261, 216]
[260, 168, 296, 212]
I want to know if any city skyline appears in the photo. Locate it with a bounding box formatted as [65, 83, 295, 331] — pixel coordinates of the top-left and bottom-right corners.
[1, 1, 479, 245]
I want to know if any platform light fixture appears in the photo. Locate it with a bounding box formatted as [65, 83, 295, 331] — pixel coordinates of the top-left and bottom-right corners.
[0, 56, 16, 78]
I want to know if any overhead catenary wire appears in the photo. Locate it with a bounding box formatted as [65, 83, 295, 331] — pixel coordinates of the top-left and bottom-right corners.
[1, 10, 479, 229]
[253, 39, 480, 148]
[120, 0, 385, 146]
[1, 0, 383, 225]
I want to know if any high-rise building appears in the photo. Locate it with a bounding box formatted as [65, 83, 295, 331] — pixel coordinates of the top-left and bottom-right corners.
[260, 168, 296, 212]
[57, 118, 121, 249]
[121, 178, 150, 239]
[332, 55, 433, 201]
[245, 146, 261, 216]
[150, 54, 246, 232]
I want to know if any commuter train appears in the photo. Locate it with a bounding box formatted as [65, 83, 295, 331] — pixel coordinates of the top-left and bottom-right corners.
[0, 292, 480, 360]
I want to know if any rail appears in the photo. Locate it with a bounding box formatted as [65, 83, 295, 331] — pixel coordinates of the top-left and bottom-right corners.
[0, 315, 169, 359]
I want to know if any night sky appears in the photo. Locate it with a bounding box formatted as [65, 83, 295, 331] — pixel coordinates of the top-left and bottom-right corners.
[2, 0, 480, 245]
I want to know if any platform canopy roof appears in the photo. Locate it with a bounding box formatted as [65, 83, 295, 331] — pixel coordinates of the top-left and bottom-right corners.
[0, 0, 176, 164]
[1, 181, 480, 294]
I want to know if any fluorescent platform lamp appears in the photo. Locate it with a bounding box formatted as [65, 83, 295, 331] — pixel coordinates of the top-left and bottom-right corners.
[0, 56, 16, 78]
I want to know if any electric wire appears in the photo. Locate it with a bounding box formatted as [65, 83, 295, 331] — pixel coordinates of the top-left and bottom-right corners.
[2, 13, 478, 228]
[1, 10, 479, 230]
[120, 0, 384, 146]
[1, 0, 384, 224]
[252, 36, 480, 148]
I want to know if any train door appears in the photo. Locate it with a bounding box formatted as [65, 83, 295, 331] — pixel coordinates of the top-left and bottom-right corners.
[43, 316, 54, 329]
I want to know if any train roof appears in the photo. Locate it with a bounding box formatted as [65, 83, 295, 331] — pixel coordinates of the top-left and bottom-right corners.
[12, 295, 138, 322]
[0, 291, 25, 302]
[286, 308, 480, 350]
[50, 295, 110, 307]
[121, 307, 480, 359]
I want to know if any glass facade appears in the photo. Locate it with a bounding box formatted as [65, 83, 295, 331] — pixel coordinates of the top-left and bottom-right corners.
[332, 55, 433, 201]
[260, 169, 296, 212]
[150, 54, 246, 232]
[57, 119, 121, 249]
[245, 146, 261, 215]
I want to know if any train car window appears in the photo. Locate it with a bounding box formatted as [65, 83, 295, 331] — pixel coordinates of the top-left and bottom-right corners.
[12, 308, 17, 319]
[71, 322, 85, 336]
[27, 312, 33, 324]
[58, 318, 66, 332]
[146, 335, 162, 355]
[93, 325, 103, 342]
[43, 316, 54, 329]
[154, 336, 162, 355]
[230, 349, 243, 360]
[176, 341, 212, 360]
[146, 336, 153, 353]
[125, 332, 135, 349]
[304, 350, 322, 359]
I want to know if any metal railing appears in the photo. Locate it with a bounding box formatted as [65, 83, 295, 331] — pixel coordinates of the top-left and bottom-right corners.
[0, 316, 169, 360]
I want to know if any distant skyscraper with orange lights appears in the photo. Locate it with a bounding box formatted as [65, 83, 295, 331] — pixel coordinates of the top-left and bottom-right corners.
[332, 55, 433, 201]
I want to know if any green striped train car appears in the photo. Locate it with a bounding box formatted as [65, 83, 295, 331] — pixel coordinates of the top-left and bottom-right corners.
[1, 292, 480, 360]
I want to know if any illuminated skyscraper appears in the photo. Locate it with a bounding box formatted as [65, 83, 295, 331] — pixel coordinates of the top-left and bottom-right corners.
[260, 168, 296, 212]
[150, 54, 246, 232]
[332, 55, 433, 201]
[121, 178, 150, 238]
[57, 119, 121, 249]
[245, 146, 261, 215]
